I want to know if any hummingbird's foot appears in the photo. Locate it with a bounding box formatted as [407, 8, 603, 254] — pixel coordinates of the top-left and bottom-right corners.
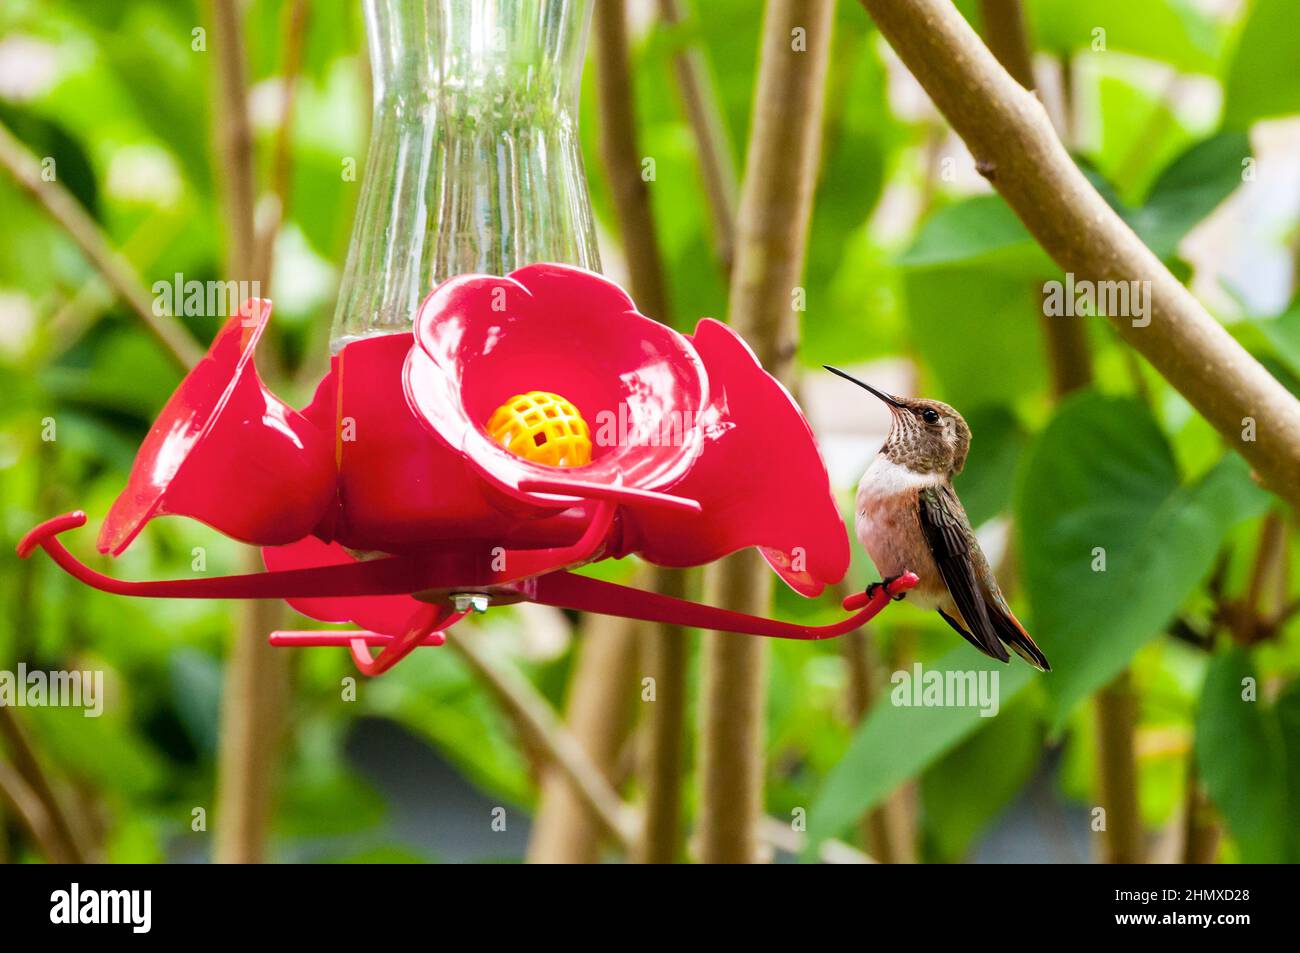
[867, 574, 909, 603]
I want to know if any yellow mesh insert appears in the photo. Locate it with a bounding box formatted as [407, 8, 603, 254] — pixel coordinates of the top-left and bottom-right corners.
[486, 391, 592, 467]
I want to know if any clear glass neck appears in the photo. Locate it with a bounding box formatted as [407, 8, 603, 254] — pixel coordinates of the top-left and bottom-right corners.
[331, 0, 599, 349]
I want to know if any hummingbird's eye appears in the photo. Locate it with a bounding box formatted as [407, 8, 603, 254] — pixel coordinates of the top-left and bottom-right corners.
[921, 408, 941, 424]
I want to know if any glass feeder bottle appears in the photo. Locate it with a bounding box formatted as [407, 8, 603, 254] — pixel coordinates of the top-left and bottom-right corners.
[331, 0, 600, 349]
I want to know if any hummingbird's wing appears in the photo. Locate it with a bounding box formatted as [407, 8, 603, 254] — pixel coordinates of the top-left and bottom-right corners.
[917, 485, 1010, 663]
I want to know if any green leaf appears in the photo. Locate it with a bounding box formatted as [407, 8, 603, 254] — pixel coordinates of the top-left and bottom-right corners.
[0, 105, 99, 218]
[1128, 133, 1252, 258]
[1253, 298, 1300, 377]
[1224, 0, 1300, 127]
[1028, 0, 1225, 73]
[27, 698, 167, 797]
[84, 5, 213, 193]
[899, 196, 1032, 267]
[805, 646, 1036, 855]
[801, 230, 905, 368]
[275, 715, 388, 839]
[168, 648, 222, 757]
[42, 327, 182, 421]
[693, 0, 765, 173]
[808, 29, 891, 279]
[802, 30, 895, 354]
[953, 405, 1029, 528]
[275, 766, 388, 840]
[1194, 649, 1289, 863]
[902, 261, 1049, 408]
[1016, 394, 1271, 725]
[1090, 75, 1195, 204]
[921, 691, 1043, 861]
[1078, 136, 1248, 260]
[897, 160, 1138, 270]
[1275, 685, 1300, 861]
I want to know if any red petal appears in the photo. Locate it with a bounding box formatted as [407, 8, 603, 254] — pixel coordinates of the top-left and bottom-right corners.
[625, 319, 849, 596]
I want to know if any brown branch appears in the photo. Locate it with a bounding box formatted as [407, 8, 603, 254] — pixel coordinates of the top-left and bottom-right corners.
[978, 7, 1094, 397]
[943, 0, 1270, 867]
[51, 781, 105, 864]
[0, 758, 76, 864]
[656, 0, 739, 273]
[211, 0, 257, 282]
[859, 0, 1300, 508]
[1216, 509, 1289, 645]
[1241, 509, 1286, 640]
[1095, 672, 1144, 862]
[0, 121, 201, 371]
[213, 594, 289, 864]
[593, 0, 690, 865]
[255, 0, 311, 287]
[594, 0, 673, 323]
[698, 550, 771, 863]
[757, 815, 878, 864]
[0, 709, 85, 863]
[1180, 765, 1220, 864]
[1037, 282, 1095, 397]
[1272, 595, 1300, 630]
[41, 215, 187, 367]
[208, 0, 289, 865]
[1052, 54, 1077, 149]
[697, 0, 835, 864]
[977, 0, 1035, 91]
[524, 612, 640, 861]
[634, 568, 689, 863]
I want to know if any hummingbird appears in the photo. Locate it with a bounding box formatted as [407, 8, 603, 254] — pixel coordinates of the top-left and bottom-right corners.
[825, 366, 1049, 671]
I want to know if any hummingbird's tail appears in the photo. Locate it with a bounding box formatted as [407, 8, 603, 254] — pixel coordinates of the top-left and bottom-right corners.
[990, 608, 1050, 672]
[937, 600, 1051, 671]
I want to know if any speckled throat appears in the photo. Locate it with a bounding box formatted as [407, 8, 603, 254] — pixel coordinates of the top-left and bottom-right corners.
[881, 412, 949, 474]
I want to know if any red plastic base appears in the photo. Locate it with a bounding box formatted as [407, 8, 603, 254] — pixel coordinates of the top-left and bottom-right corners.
[17, 510, 917, 675]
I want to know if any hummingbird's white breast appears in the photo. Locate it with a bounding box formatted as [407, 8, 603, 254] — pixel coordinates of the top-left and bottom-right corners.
[857, 453, 938, 497]
[855, 454, 948, 611]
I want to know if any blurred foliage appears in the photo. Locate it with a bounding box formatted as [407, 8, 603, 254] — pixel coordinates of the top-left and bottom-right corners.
[0, 0, 1298, 864]
[1018, 395, 1269, 723]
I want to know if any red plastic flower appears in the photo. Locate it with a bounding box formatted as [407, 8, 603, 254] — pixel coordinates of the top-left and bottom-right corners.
[96, 300, 336, 557]
[401, 263, 849, 596]
[405, 264, 707, 511]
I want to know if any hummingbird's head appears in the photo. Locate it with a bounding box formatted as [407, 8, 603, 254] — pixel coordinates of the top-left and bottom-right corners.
[823, 366, 971, 476]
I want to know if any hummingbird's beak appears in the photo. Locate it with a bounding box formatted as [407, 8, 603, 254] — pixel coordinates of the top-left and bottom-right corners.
[822, 366, 906, 409]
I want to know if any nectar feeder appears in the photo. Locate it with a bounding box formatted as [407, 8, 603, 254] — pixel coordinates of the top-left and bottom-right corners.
[18, 275, 918, 675]
[15, 0, 916, 676]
